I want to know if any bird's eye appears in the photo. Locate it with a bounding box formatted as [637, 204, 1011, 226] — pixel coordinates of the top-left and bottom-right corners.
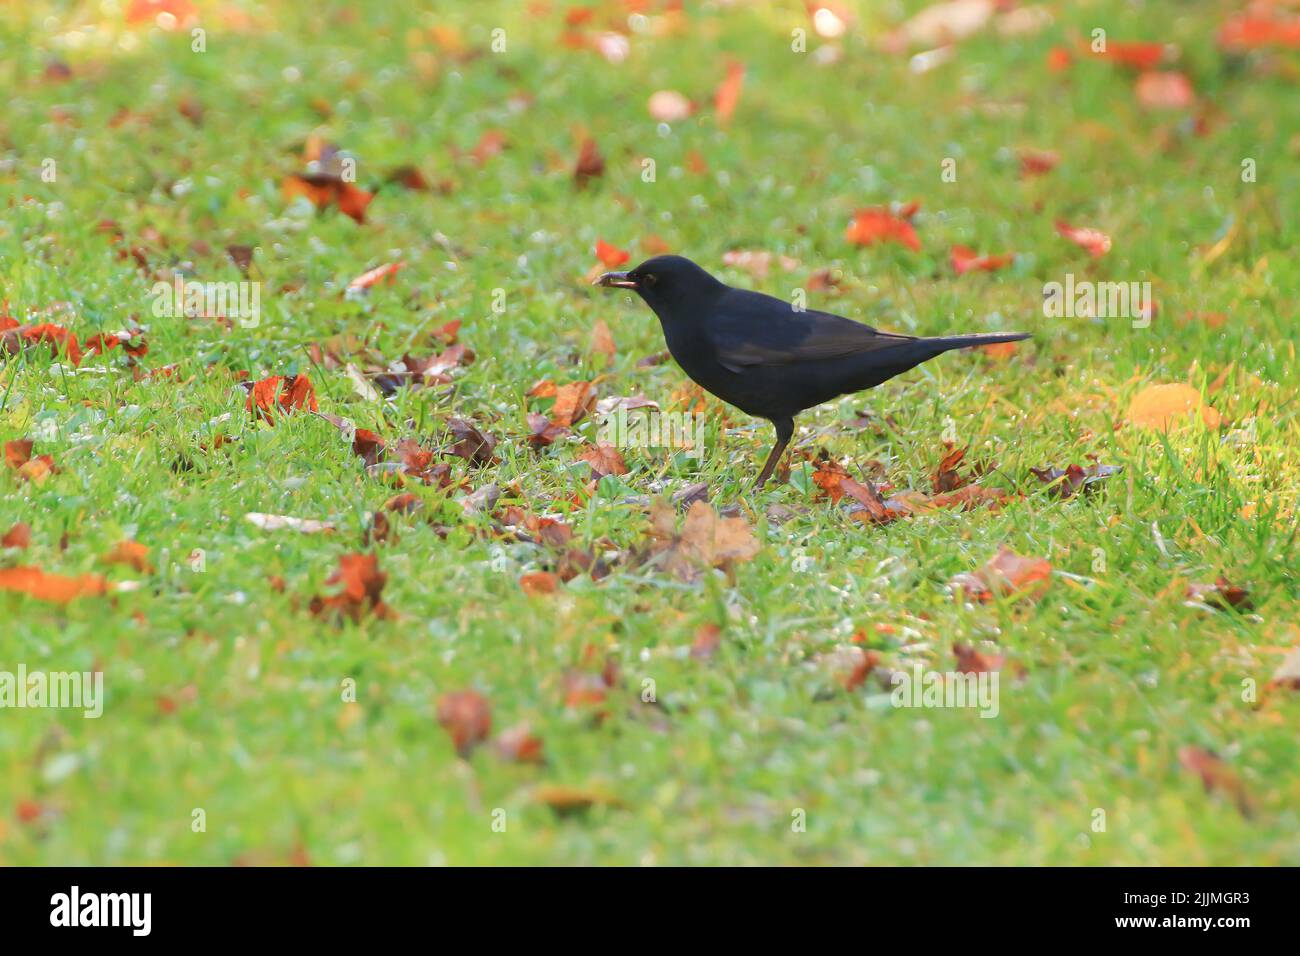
[643, 273, 658, 286]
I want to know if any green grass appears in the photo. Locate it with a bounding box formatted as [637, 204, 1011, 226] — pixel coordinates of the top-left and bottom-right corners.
[1, 0, 1297, 865]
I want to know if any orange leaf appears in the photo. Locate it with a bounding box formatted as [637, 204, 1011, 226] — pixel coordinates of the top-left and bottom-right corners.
[0, 565, 108, 603]
[102, 539, 154, 574]
[594, 240, 630, 269]
[2, 522, 31, 549]
[950, 245, 1014, 275]
[846, 207, 921, 251]
[347, 261, 405, 290]
[1128, 383, 1220, 430]
[519, 571, 559, 595]
[713, 61, 745, 126]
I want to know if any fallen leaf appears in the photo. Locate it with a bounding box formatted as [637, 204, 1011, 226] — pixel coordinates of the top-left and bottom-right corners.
[1029, 462, 1121, 499]
[246, 373, 319, 423]
[309, 553, 393, 621]
[690, 623, 723, 659]
[721, 250, 800, 279]
[1128, 383, 1220, 429]
[594, 240, 630, 269]
[1186, 577, 1253, 612]
[495, 723, 545, 764]
[1055, 220, 1111, 257]
[713, 61, 745, 125]
[445, 418, 497, 466]
[950, 244, 1014, 274]
[436, 690, 491, 757]
[589, 319, 616, 363]
[578, 442, 628, 479]
[1178, 746, 1253, 817]
[953, 642, 1004, 673]
[101, 540, 154, 573]
[1136, 71, 1195, 109]
[647, 499, 760, 582]
[0, 566, 108, 603]
[1018, 148, 1060, 177]
[2, 522, 31, 549]
[932, 446, 968, 493]
[245, 513, 336, 534]
[574, 136, 605, 188]
[951, 547, 1051, 603]
[648, 89, 692, 122]
[531, 783, 623, 816]
[519, 571, 560, 595]
[347, 261, 405, 290]
[846, 206, 921, 251]
[550, 381, 596, 427]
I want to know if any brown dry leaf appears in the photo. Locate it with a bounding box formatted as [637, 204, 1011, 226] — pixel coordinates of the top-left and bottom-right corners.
[1128, 383, 1220, 429]
[550, 381, 596, 427]
[1185, 577, 1253, 612]
[436, 690, 492, 757]
[101, 539, 154, 573]
[0, 566, 108, 603]
[578, 442, 628, 479]
[951, 547, 1052, 603]
[526, 412, 570, 449]
[531, 783, 623, 816]
[573, 136, 605, 188]
[1029, 462, 1121, 499]
[648, 499, 760, 582]
[932, 445, 968, 493]
[309, 553, 394, 622]
[1178, 746, 1253, 818]
[445, 418, 497, 466]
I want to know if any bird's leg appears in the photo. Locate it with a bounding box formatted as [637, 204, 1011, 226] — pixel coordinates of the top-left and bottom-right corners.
[753, 417, 795, 490]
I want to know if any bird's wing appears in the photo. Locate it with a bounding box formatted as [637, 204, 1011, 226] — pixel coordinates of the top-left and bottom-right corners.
[707, 292, 916, 372]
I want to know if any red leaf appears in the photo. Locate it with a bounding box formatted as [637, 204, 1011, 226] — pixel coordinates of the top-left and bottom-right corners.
[595, 239, 630, 269]
[950, 245, 1014, 275]
[713, 61, 745, 126]
[846, 207, 921, 251]
[1055, 220, 1111, 258]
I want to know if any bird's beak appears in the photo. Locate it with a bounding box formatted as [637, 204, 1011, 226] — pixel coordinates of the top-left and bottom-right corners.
[595, 271, 638, 289]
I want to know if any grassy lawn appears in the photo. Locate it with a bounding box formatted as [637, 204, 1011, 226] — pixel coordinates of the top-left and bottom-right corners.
[1, 0, 1297, 865]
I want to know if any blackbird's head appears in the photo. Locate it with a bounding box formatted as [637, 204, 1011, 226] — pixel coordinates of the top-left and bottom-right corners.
[595, 255, 725, 319]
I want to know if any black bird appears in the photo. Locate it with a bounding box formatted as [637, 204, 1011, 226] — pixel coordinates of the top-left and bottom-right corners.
[596, 255, 1029, 488]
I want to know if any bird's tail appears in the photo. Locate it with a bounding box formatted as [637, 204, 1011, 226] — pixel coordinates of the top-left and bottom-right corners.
[923, 331, 1031, 353]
